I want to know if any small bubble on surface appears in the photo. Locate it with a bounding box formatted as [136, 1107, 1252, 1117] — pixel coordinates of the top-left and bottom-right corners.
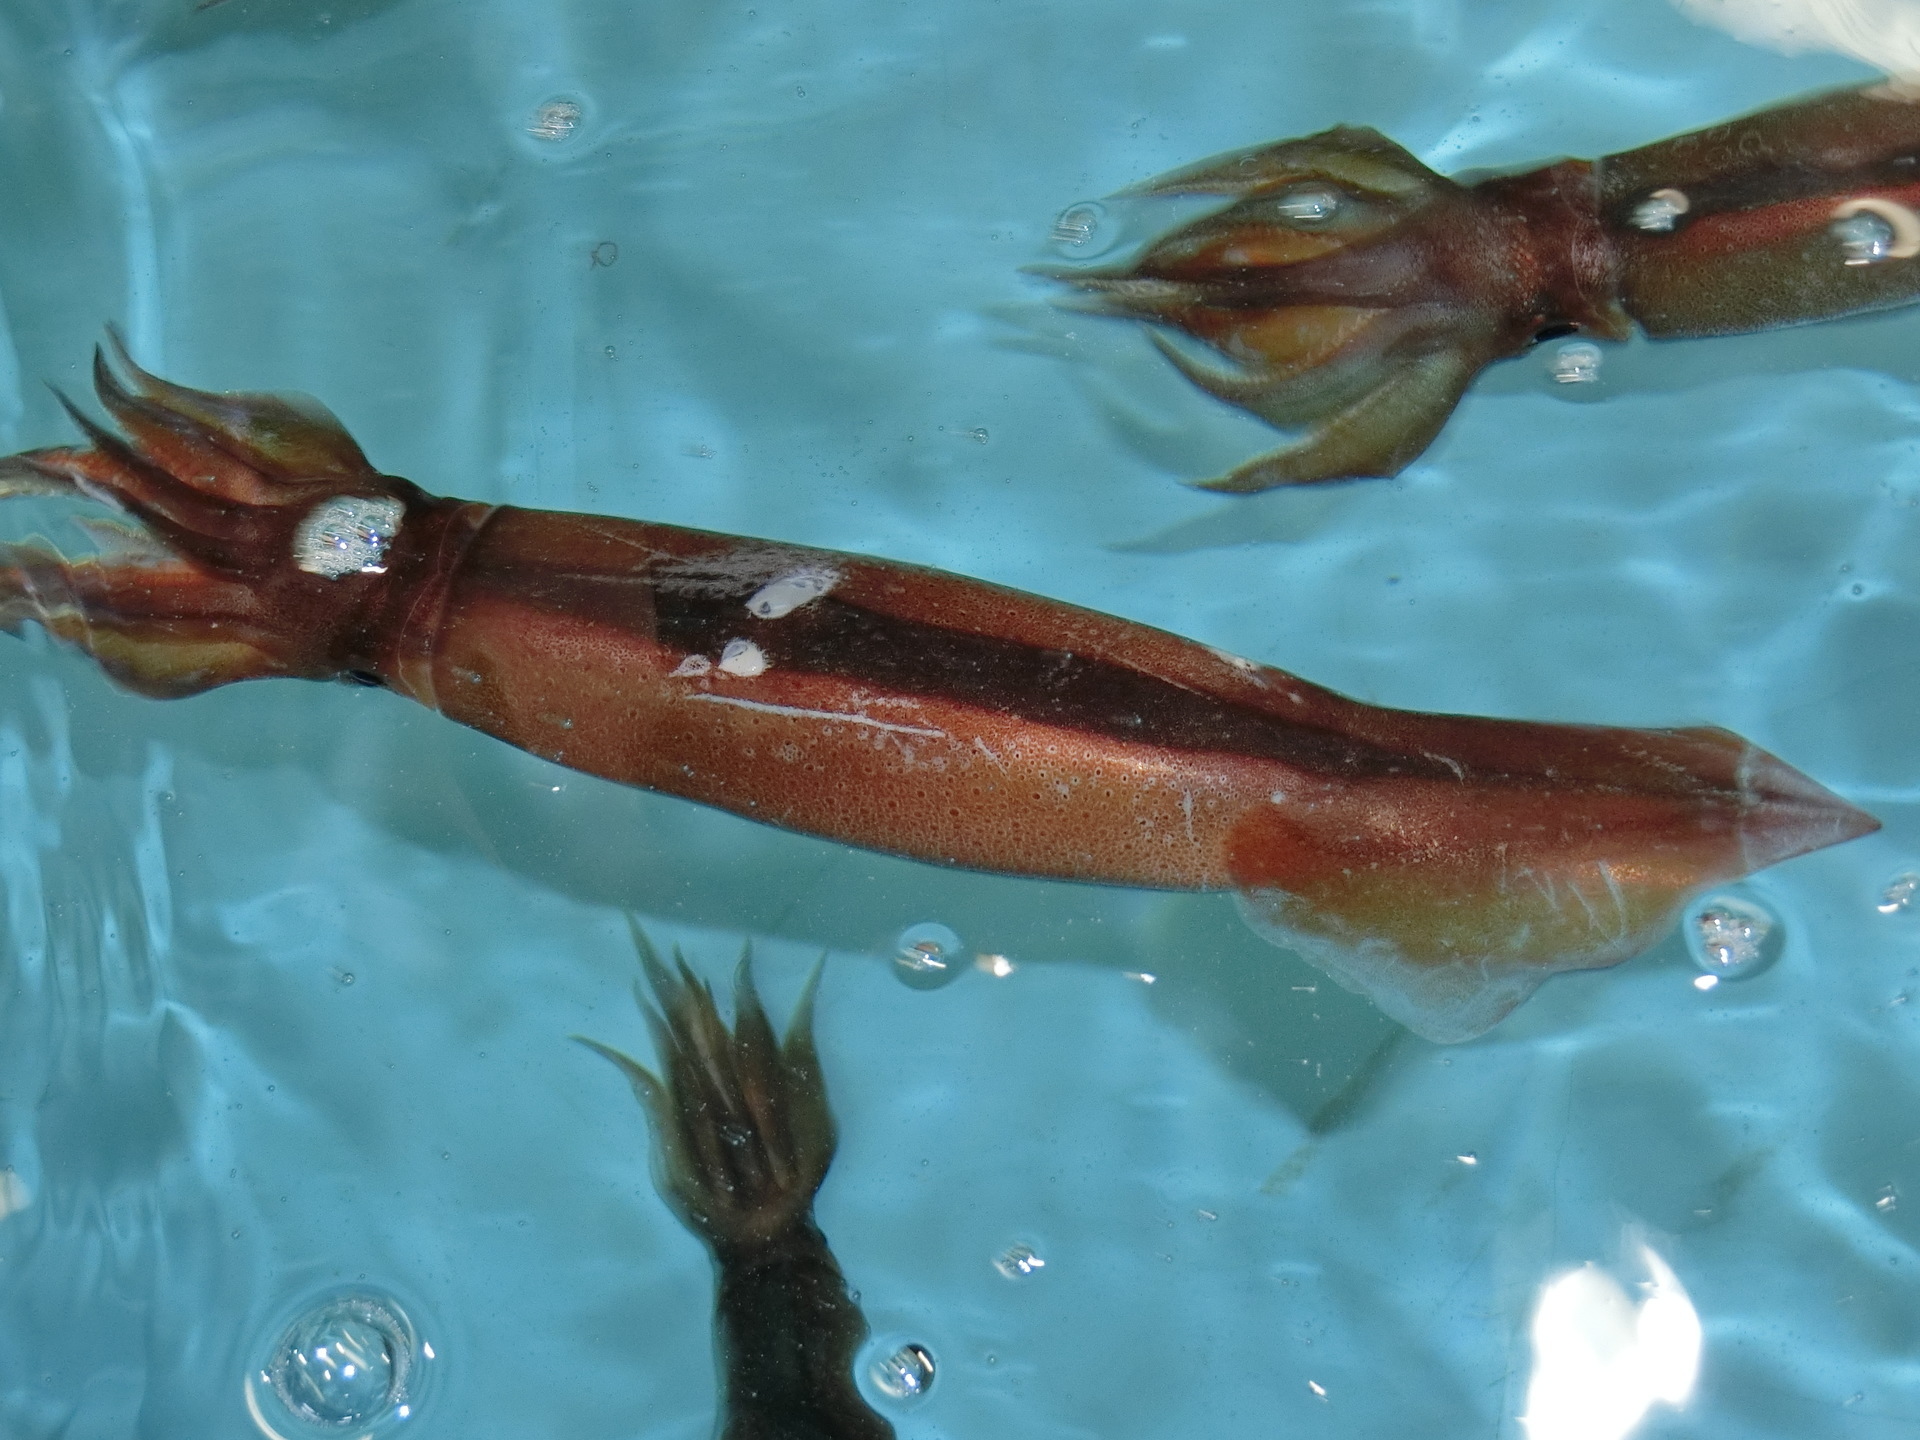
[1877, 1185, 1899, 1213]
[869, 1342, 936, 1401]
[717, 638, 769, 677]
[993, 1242, 1046, 1279]
[1833, 208, 1896, 263]
[1628, 187, 1689, 232]
[975, 952, 1016, 977]
[527, 99, 581, 141]
[1548, 341, 1603, 384]
[1456, 1153, 1479, 1166]
[966, 427, 989, 443]
[259, 1293, 420, 1431]
[590, 241, 618, 268]
[1878, 871, 1920, 915]
[746, 566, 838, 619]
[1685, 894, 1783, 980]
[1050, 202, 1106, 251]
[1271, 184, 1342, 224]
[892, 922, 963, 990]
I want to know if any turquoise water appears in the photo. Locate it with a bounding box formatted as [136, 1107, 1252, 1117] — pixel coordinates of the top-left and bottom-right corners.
[1, 0, 1917, 1436]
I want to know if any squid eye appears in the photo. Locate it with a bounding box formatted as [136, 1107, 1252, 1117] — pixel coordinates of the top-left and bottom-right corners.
[1268, 183, 1345, 225]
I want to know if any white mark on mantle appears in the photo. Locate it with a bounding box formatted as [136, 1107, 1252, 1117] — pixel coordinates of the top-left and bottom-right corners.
[717, 638, 769, 677]
[746, 565, 839, 619]
[689, 692, 946, 738]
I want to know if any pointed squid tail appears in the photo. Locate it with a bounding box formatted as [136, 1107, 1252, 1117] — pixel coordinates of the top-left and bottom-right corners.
[1226, 727, 1878, 1043]
[0, 331, 473, 700]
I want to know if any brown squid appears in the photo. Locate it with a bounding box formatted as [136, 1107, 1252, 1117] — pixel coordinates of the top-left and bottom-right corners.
[0, 342, 1876, 1040]
[1047, 84, 1920, 490]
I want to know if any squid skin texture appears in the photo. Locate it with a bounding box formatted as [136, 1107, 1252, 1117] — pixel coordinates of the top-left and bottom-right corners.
[578, 931, 891, 1440]
[0, 345, 1878, 1040]
[1051, 84, 1920, 492]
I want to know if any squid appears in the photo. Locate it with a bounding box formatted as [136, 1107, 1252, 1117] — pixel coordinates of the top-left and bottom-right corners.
[1046, 85, 1920, 491]
[0, 342, 1877, 1040]
[578, 931, 892, 1440]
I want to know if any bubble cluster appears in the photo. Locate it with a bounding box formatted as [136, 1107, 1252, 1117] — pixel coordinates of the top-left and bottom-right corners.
[1684, 894, 1783, 982]
[892, 922, 964, 990]
[292, 496, 404, 579]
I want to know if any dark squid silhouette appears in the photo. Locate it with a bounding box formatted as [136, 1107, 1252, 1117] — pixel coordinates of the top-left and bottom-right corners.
[577, 929, 893, 1440]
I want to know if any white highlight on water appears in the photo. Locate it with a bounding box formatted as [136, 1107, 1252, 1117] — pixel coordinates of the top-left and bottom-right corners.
[1675, 0, 1920, 86]
[1521, 1241, 1700, 1440]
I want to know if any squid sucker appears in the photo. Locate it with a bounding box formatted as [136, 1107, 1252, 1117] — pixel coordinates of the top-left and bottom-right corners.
[1047, 85, 1920, 491]
[0, 342, 1878, 1040]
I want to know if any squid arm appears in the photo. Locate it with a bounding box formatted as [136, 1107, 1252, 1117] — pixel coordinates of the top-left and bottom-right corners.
[1044, 85, 1920, 490]
[0, 342, 1877, 1041]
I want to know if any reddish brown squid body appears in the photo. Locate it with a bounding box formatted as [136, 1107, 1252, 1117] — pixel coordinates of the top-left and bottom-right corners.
[0, 343, 1876, 1039]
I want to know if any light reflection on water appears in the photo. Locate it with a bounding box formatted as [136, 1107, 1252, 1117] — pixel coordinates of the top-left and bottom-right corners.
[1522, 1240, 1701, 1440]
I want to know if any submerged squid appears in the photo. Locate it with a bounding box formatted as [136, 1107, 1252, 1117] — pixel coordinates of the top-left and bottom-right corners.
[578, 932, 891, 1440]
[1047, 84, 1920, 490]
[0, 342, 1877, 1040]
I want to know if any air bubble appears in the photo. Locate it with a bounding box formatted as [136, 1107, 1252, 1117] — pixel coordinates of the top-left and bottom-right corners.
[1876, 1184, 1899, 1213]
[1877, 871, 1920, 915]
[892, 922, 964, 990]
[251, 1291, 428, 1435]
[869, 1342, 936, 1402]
[1548, 341, 1603, 385]
[1050, 201, 1112, 255]
[527, 99, 581, 141]
[1684, 894, 1782, 980]
[1270, 184, 1342, 224]
[1833, 209, 1896, 264]
[993, 1242, 1046, 1279]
